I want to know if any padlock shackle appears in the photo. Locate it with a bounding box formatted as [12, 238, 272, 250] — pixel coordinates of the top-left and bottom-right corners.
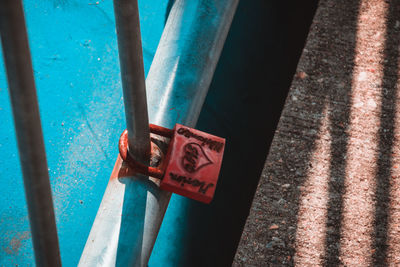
[118, 124, 173, 179]
[148, 124, 174, 138]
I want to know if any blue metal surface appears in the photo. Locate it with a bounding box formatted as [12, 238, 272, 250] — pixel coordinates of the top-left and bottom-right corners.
[0, 0, 168, 265]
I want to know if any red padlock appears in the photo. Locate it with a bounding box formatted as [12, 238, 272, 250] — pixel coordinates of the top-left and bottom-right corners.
[119, 124, 225, 204]
[161, 124, 225, 203]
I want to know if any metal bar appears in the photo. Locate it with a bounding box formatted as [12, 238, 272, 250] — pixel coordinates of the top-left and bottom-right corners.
[0, 1, 61, 266]
[113, 0, 151, 164]
[79, 1, 238, 266]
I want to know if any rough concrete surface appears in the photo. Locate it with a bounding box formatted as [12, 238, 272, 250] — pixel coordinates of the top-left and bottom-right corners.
[234, 0, 400, 266]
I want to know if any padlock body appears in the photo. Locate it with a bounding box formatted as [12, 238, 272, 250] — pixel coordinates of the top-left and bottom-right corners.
[160, 124, 225, 203]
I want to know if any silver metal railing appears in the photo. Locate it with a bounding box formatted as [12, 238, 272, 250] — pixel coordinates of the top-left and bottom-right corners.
[113, 0, 151, 165]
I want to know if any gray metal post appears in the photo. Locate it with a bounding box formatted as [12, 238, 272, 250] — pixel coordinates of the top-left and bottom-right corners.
[113, 0, 151, 164]
[0, 0, 61, 266]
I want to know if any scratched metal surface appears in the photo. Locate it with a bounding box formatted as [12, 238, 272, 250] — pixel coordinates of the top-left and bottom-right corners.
[0, 0, 169, 265]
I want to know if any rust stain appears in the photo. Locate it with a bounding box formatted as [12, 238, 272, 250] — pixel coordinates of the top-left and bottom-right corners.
[110, 155, 138, 180]
[5, 231, 30, 255]
[111, 155, 161, 186]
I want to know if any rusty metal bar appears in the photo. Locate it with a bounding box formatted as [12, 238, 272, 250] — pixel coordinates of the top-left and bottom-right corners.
[0, 0, 61, 266]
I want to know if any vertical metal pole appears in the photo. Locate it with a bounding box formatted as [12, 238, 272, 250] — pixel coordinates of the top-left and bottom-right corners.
[113, 0, 151, 164]
[0, 1, 61, 266]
